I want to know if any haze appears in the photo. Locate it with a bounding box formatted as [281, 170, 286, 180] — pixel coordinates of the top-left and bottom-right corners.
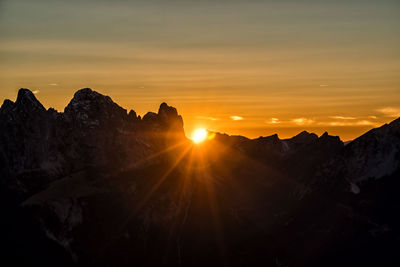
[0, 0, 399, 140]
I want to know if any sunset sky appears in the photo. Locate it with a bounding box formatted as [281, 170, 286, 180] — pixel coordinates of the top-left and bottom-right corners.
[0, 0, 399, 140]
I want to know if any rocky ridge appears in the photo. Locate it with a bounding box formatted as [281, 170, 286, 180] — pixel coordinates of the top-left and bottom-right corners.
[0, 88, 185, 198]
[1, 88, 399, 266]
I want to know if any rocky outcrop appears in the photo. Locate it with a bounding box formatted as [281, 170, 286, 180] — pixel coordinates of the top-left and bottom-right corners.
[342, 118, 400, 182]
[317, 117, 400, 193]
[0, 89, 59, 195]
[0, 88, 186, 198]
[64, 88, 132, 130]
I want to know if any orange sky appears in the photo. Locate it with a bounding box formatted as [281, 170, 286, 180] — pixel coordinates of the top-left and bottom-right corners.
[0, 0, 399, 141]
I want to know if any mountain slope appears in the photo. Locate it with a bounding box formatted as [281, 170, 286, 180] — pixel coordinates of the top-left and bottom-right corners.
[1, 88, 399, 266]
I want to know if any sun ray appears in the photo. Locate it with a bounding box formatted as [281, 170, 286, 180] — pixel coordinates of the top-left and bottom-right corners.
[94, 142, 192, 260]
[133, 145, 192, 213]
[196, 143, 227, 265]
[127, 140, 188, 169]
[164, 149, 196, 263]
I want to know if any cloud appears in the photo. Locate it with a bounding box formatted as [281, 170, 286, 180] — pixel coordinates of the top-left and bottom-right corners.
[356, 120, 376, 126]
[230, 116, 243, 121]
[292, 118, 314, 125]
[32, 90, 40, 94]
[328, 120, 377, 127]
[377, 107, 400, 117]
[319, 84, 329, 87]
[48, 83, 58, 86]
[266, 118, 280, 124]
[329, 116, 355, 120]
[368, 115, 377, 119]
[195, 116, 219, 121]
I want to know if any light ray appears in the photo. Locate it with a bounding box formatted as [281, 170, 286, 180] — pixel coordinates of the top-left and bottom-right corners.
[133, 145, 192, 213]
[128, 140, 188, 169]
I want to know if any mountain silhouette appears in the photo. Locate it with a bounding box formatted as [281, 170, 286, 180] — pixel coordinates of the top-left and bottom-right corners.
[1, 88, 399, 266]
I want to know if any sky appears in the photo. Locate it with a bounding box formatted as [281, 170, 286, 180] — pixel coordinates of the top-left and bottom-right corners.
[0, 0, 399, 140]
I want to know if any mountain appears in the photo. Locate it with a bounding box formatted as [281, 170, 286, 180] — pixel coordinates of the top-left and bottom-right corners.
[335, 118, 400, 184]
[1, 88, 399, 266]
[0, 88, 185, 199]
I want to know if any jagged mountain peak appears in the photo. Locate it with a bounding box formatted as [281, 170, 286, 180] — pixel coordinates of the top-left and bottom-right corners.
[0, 89, 46, 124]
[17, 88, 35, 100]
[290, 130, 318, 143]
[319, 131, 342, 143]
[349, 116, 400, 145]
[70, 88, 112, 103]
[142, 111, 158, 121]
[158, 102, 178, 118]
[320, 116, 400, 187]
[0, 99, 15, 114]
[157, 102, 184, 131]
[320, 131, 329, 138]
[15, 88, 45, 111]
[142, 102, 181, 124]
[0, 87, 186, 134]
[64, 88, 131, 128]
[256, 133, 280, 143]
[0, 88, 188, 197]
[128, 109, 137, 120]
[65, 88, 116, 112]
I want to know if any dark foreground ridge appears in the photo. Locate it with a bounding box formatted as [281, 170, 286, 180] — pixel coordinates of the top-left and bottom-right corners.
[1, 88, 399, 266]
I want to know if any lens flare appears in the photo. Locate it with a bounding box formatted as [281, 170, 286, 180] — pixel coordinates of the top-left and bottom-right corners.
[192, 128, 208, 144]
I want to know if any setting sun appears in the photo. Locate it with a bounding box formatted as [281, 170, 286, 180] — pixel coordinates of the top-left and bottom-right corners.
[191, 128, 208, 144]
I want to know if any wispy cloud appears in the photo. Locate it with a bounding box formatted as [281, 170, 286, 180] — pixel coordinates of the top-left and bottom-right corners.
[356, 120, 376, 126]
[195, 115, 219, 121]
[328, 120, 377, 127]
[230, 115, 243, 121]
[266, 118, 280, 124]
[329, 116, 355, 120]
[48, 83, 58, 86]
[32, 90, 40, 94]
[319, 84, 329, 87]
[377, 107, 400, 117]
[368, 115, 377, 119]
[292, 118, 314, 125]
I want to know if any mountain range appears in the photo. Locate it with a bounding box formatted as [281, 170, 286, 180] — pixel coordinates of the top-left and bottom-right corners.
[1, 88, 399, 266]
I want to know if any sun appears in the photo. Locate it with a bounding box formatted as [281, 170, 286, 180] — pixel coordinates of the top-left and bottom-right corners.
[191, 128, 208, 144]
